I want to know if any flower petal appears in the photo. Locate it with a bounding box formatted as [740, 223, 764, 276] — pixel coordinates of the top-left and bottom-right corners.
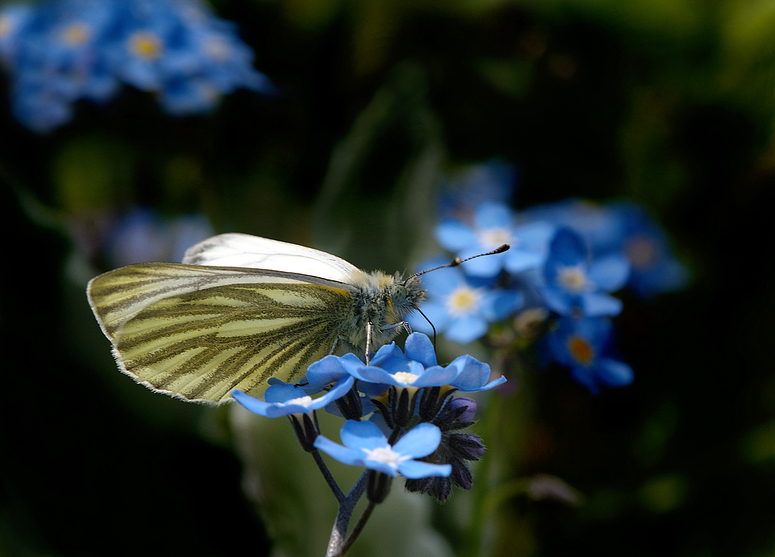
[231, 389, 272, 416]
[436, 219, 477, 251]
[340, 420, 388, 451]
[596, 358, 634, 387]
[444, 314, 488, 344]
[404, 333, 437, 367]
[580, 292, 623, 317]
[392, 423, 442, 458]
[313, 435, 368, 466]
[588, 254, 630, 291]
[398, 460, 452, 479]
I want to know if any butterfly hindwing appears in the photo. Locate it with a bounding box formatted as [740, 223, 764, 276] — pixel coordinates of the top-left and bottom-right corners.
[182, 233, 359, 282]
[87, 263, 354, 404]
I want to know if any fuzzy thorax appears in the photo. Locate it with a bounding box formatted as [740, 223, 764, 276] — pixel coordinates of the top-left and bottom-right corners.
[342, 270, 426, 351]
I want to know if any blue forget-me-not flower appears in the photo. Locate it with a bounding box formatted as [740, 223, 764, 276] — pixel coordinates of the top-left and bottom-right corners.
[541, 227, 629, 317]
[232, 375, 355, 418]
[314, 420, 452, 480]
[436, 201, 555, 279]
[546, 315, 633, 393]
[408, 260, 524, 344]
[332, 332, 507, 393]
[609, 202, 689, 298]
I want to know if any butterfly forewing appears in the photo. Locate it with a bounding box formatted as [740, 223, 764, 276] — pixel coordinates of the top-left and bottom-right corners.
[87, 263, 353, 404]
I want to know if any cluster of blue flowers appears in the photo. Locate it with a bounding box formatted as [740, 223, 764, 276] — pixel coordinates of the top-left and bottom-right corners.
[410, 162, 688, 394]
[233, 332, 505, 502]
[0, 0, 273, 132]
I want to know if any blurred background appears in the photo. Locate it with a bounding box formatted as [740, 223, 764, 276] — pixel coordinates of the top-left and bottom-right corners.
[1, 0, 774, 556]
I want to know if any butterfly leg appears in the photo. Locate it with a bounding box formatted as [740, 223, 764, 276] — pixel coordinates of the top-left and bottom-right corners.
[328, 337, 340, 355]
[365, 322, 373, 365]
[380, 321, 412, 337]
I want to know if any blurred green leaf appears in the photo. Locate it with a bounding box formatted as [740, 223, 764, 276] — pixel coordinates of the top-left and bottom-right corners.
[636, 473, 688, 514]
[52, 134, 134, 213]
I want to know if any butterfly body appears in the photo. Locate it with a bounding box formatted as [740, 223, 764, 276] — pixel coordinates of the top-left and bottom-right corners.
[87, 234, 425, 404]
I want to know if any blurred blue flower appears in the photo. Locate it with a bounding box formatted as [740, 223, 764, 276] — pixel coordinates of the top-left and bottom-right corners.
[104, 207, 213, 266]
[521, 199, 688, 298]
[437, 160, 517, 219]
[338, 333, 506, 392]
[313, 420, 452, 479]
[0, 0, 273, 132]
[546, 316, 633, 393]
[232, 375, 355, 418]
[541, 227, 629, 317]
[0, 3, 34, 61]
[520, 199, 624, 256]
[408, 259, 524, 344]
[610, 202, 689, 298]
[4, 0, 120, 131]
[436, 201, 555, 279]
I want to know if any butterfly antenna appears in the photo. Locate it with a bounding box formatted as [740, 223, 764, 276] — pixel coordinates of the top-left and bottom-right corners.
[415, 307, 437, 346]
[408, 243, 510, 280]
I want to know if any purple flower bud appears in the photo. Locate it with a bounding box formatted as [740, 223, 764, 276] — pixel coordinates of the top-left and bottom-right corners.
[448, 397, 477, 423]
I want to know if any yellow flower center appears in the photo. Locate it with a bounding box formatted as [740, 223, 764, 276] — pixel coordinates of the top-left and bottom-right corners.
[0, 16, 14, 37]
[558, 265, 587, 292]
[447, 286, 481, 316]
[624, 235, 657, 270]
[568, 335, 594, 365]
[129, 31, 162, 60]
[61, 22, 91, 45]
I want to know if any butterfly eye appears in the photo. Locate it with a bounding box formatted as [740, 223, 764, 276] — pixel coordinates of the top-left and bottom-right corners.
[392, 284, 408, 305]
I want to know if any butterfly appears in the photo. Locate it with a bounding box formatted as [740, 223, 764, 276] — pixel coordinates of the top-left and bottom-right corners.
[87, 233, 508, 405]
[87, 233, 428, 404]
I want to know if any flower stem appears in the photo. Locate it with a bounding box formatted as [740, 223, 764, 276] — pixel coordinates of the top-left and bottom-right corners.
[339, 501, 376, 556]
[311, 448, 345, 503]
[325, 472, 368, 557]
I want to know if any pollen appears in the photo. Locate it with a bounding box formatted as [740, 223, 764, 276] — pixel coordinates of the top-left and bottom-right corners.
[129, 31, 162, 60]
[61, 22, 91, 45]
[447, 286, 481, 316]
[558, 265, 588, 292]
[567, 335, 594, 365]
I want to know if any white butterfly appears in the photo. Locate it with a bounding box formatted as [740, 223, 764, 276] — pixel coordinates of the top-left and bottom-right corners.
[87, 233, 426, 404]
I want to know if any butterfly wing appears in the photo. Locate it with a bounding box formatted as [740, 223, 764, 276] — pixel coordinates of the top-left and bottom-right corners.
[87, 263, 354, 404]
[183, 233, 359, 282]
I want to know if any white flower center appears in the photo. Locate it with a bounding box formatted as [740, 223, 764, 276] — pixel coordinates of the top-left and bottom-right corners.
[363, 445, 409, 468]
[204, 36, 230, 60]
[447, 286, 482, 316]
[477, 227, 512, 250]
[393, 372, 419, 385]
[283, 395, 314, 407]
[558, 265, 588, 292]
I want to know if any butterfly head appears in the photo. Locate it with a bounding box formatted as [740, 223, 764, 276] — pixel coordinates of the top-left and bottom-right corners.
[392, 273, 426, 318]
